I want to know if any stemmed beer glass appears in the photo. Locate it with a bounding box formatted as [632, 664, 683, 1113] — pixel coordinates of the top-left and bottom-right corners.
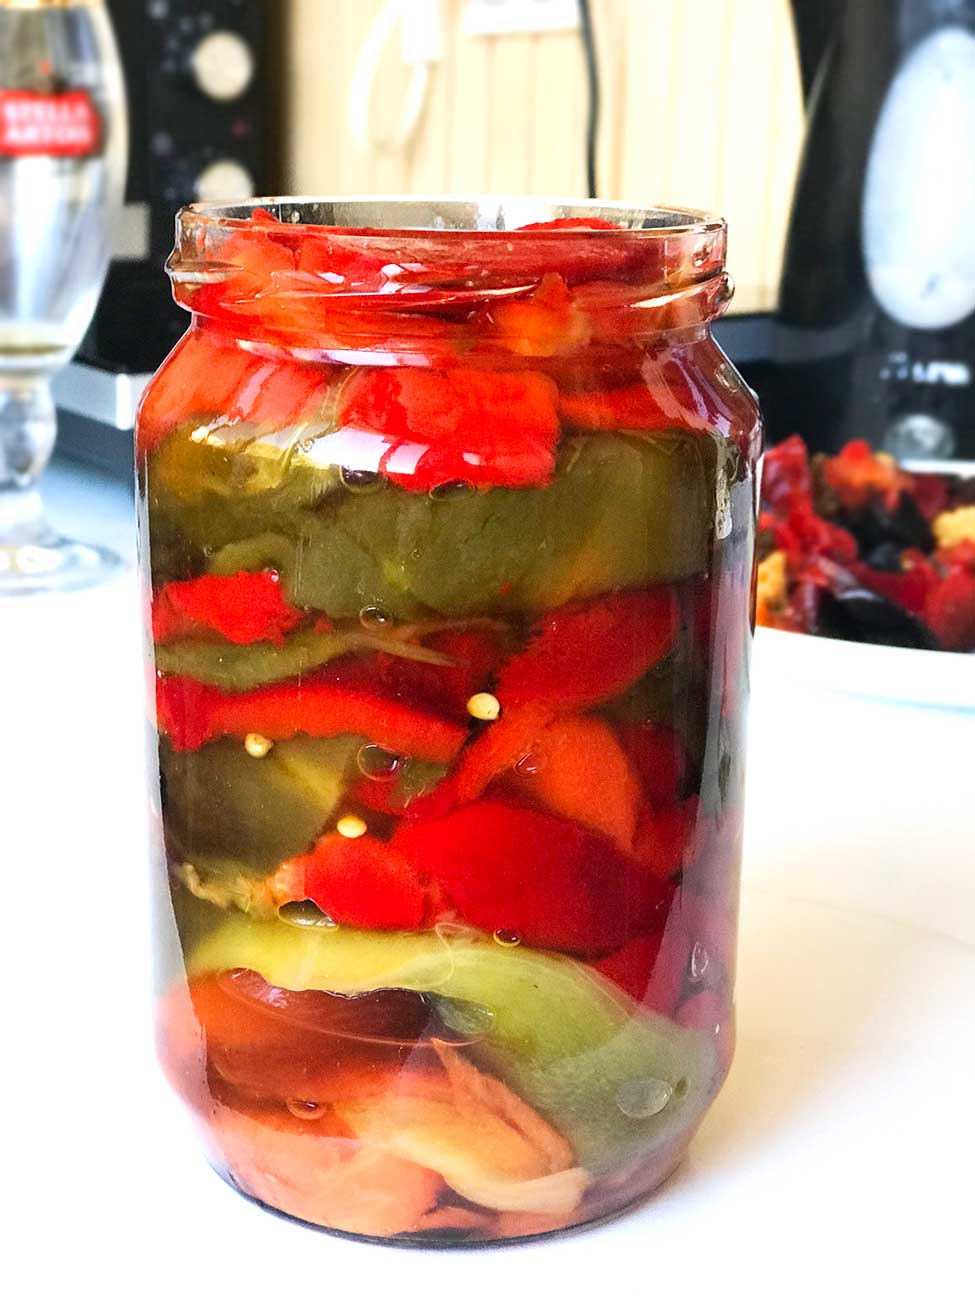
[0, 0, 126, 593]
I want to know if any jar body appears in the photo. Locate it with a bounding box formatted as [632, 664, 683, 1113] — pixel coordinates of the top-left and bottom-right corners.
[138, 201, 761, 1244]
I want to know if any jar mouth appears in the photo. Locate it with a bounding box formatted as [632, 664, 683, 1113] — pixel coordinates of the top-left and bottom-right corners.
[181, 196, 726, 239]
[169, 196, 731, 356]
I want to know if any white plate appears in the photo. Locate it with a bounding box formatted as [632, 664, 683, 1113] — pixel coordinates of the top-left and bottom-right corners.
[754, 625, 975, 711]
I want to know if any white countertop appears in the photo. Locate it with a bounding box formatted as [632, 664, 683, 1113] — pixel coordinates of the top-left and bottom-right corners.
[3, 462, 973, 1299]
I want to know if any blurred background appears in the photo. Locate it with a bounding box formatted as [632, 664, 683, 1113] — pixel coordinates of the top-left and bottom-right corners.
[84, 0, 803, 370]
[0, 0, 964, 489]
[278, 0, 802, 316]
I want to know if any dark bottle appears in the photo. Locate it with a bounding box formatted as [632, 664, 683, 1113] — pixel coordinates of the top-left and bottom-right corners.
[777, 0, 975, 460]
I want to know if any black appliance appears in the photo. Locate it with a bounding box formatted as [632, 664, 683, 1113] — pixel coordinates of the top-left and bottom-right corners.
[775, 0, 975, 459]
[78, 0, 270, 375]
[54, 4, 775, 480]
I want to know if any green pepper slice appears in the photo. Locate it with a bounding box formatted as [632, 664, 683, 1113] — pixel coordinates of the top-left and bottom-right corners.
[154, 623, 450, 692]
[161, 735, 362, 872]
[202, 433, 718, 620]
[186, 914, 718, 1172]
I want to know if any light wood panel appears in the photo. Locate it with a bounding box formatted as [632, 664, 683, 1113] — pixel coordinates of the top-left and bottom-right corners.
[281, 0, 804, 311]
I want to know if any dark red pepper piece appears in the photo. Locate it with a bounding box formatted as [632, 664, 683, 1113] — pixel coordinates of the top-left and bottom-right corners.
[152, 571, 304, 646]
[155, 675, 467, 761]
[392, 800, 672, 958]
[291, 834, 437, 932]
[335, 367, 560, 492]
[496, 589, 678, 711]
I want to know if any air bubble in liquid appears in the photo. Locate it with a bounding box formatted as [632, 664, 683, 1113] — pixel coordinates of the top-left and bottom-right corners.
[360, 605, 393, 631]
[341, 467, 383, 494]
[357, 744, 404, 783]
[714, 361, 738, 392]
[279, 900, 339, 929]
[616, 1077, 674, 1119]
[689, 941, 710, 982]
[287, 1099, 325, 1119]
[429, 480, 474, 501]
[493, 930, 521, 948]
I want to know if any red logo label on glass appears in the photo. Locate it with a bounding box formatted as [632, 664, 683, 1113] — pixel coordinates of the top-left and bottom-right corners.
[0, 90, 101, 158]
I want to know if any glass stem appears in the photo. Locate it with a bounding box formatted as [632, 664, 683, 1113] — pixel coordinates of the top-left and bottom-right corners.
[0, 372, 57, 493]
[0, 374, 59, 550]
[0, 371, 121, 594]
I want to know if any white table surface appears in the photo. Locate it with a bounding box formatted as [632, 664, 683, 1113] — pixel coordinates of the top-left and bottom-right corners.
[3, 462, 973, 1299]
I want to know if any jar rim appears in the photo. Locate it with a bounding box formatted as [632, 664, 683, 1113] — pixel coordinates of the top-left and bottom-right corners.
[179, 195, 726, 240]
[169, 197, 731, 353]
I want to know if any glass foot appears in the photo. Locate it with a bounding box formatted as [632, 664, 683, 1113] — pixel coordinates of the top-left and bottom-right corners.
[0, 489, 122, 595]
[0, 533, 122, 595]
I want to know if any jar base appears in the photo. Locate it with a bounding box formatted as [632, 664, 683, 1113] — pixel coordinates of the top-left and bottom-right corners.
[208, 1147, 690, 1249]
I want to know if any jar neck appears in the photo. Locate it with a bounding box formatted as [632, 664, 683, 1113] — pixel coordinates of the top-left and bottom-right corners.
[168, 204, 732, 360]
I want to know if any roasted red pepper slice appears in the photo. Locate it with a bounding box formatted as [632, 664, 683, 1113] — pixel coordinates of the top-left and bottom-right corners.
[369, 628, 507, 723]
[593, 933, 664, 1003]
[392, 800, 672, 958]
[502, 714, 641, 851]
[560, 382, 686, 433]
[295, 236, 386, 282]
[925, 568, 975, 651]
[335, 367, 560, 492]
[762, 502, 858, 567]
[473, 273, 590, 357]
[152, 571, 305, 646]
[850, 552, 937, 618]
[137, 329, 331, 452]
[761, 434, 813, 513]
[558, 348, 730, 434]
[563, 342, 761, 439]
[909, 471, 951, 522]
[615, 720, 687, 806]
[404, 592, 677, 818]
[404, 702, 555, 818]
[516, 218, 623, 232]
[229, 207, 298, 266]
[193, 211, 297, 314]
[290, 834, 436, 931]
[165, 973, 442, 1115]
[236, 353, 330, 427]
[595, 881, 730, 1014]
[593, 926, 690, 1015]
[938, 539, 975, 575]
[137, 329, 256, 452]
[504, 216, 661, 284]
[497, 589, 677, 710]
[156, 675, 467, 761]
[632, 798, 699, 880]
[196, 216, 393, 337]
[823, 439, 912, 512]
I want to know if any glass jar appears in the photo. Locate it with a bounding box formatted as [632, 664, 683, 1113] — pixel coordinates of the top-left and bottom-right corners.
[137, 199, 762, 1245]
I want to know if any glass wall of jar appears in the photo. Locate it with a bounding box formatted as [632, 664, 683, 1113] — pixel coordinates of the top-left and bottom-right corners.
[137, 199, 762, 1245]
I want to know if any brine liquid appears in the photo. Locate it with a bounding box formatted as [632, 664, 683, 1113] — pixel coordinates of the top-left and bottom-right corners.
[143, 328, 755, 1243]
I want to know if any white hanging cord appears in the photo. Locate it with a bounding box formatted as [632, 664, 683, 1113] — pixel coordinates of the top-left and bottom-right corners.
[348, 0, 443, 156]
